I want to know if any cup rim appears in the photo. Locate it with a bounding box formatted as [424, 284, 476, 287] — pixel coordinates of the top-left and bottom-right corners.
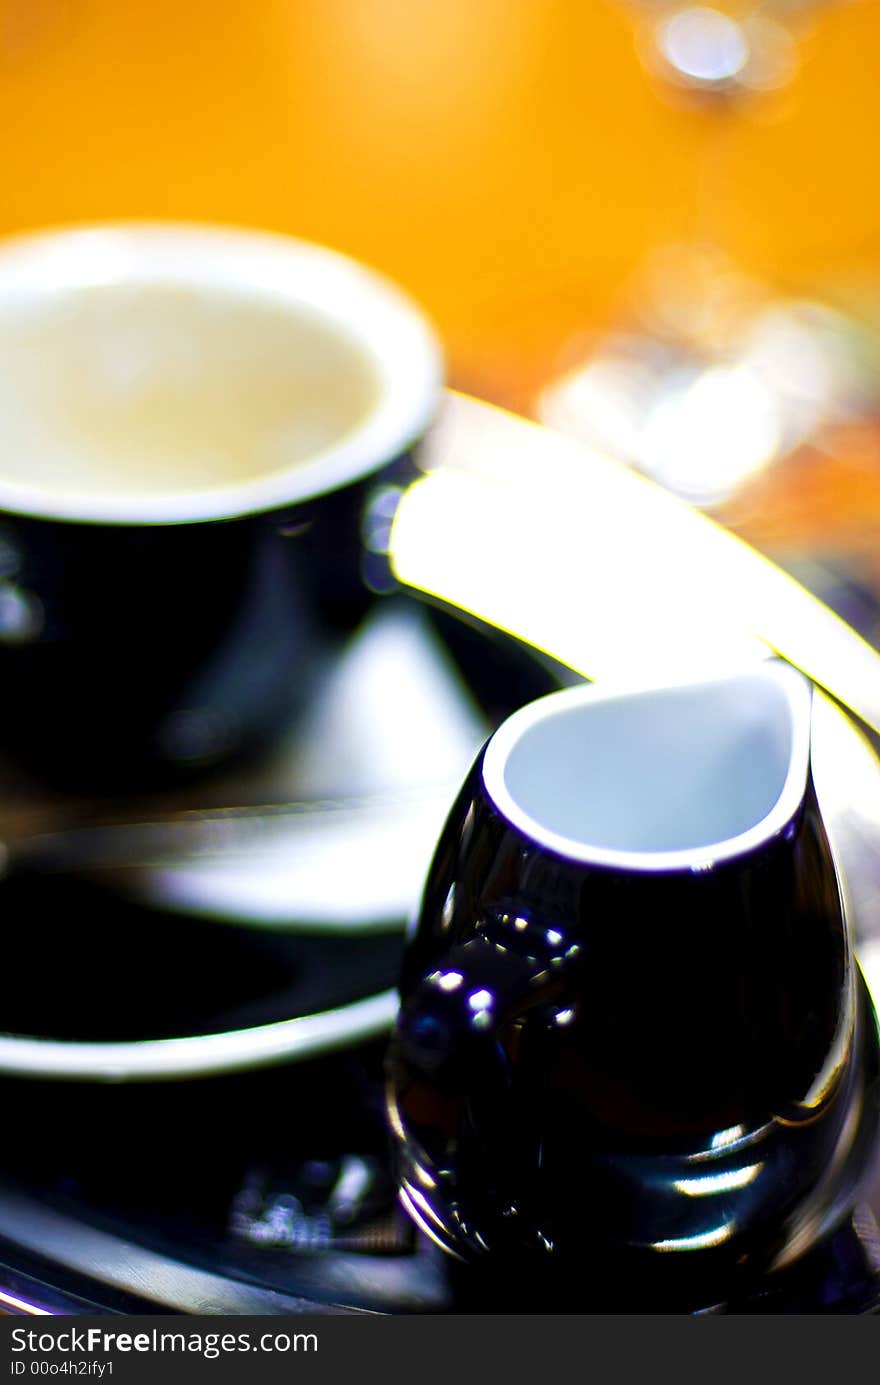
[481, 661, 814, 873]
[0, 221, 443, 525]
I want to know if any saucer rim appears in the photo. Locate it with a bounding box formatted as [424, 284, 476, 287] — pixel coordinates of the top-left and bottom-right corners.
[0, 988, 398, 1083]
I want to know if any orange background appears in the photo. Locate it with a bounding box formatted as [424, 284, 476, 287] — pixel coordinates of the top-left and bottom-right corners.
[0, 0, 877, 408]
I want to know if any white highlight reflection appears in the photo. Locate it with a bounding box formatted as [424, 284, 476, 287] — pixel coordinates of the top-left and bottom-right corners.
[658, 7, 749, 84]
[468, 988, 494, 1011]
[437, 971, 465, 993]
[653, 1221, 735, 1252]
[710, 1124, 747, 1149]
[673, 1164, 762, 1197]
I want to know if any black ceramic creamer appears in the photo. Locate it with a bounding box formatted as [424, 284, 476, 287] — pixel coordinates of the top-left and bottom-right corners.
[387, 665, 880, 1300]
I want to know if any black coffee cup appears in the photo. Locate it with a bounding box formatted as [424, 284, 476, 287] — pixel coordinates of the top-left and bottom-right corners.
[0, 224, 441, 787]
[386, 664, 879, 1296]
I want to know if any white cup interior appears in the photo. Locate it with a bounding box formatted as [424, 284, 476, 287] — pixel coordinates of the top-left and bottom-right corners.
[0, 224, 442, 524]
[482, 666, 813, 869]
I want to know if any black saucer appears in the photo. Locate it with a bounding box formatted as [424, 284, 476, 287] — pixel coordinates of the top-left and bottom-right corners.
[0, 598, 560, 1075]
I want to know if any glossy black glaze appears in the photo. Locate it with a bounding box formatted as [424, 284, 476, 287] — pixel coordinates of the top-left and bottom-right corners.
[0, 449, 416, 789]
[387, 722, 879, 1298]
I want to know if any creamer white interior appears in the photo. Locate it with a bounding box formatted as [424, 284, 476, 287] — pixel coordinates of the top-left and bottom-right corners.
[482, 667, 813, 869]
[0, 281, 381, 503]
